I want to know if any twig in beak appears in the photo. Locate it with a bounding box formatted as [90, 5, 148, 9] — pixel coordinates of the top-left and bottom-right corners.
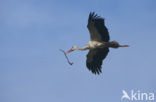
[59, 49, 73, 65]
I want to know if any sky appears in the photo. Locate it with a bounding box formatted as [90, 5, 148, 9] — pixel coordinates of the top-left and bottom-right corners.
[0, 0, 156, 102]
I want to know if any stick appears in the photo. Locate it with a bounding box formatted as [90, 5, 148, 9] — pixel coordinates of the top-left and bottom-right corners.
[59, 49, 73, 65]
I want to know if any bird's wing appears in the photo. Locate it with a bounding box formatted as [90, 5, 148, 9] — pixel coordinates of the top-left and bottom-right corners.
[87, 12, 110, 42]
[86, 48, 109, 74]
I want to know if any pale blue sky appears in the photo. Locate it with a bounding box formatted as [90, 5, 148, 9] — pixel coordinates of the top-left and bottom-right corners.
[0, 0, 156, 102]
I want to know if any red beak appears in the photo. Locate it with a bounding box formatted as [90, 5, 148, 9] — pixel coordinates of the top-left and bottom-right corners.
[65, 48, 73, 54]
[119, 45, 129, 47]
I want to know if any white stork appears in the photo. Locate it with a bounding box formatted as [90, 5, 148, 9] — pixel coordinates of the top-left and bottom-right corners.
[66, 12, 129, 74]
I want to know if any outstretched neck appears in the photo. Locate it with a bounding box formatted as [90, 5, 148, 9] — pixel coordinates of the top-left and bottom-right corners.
[76, 45, 89, 50]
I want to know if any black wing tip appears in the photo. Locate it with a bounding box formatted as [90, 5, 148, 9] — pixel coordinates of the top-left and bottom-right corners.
[91, 68, 102, 75]
[88, 12, 104, 21]
[92, 69, 102, 75]
[86, 63, 102, 75]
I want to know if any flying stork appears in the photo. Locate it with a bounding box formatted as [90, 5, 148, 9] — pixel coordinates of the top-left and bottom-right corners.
[65, 12, 129, 74]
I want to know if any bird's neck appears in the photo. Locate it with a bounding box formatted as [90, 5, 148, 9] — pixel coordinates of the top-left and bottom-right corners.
[76, 45, 89, 50]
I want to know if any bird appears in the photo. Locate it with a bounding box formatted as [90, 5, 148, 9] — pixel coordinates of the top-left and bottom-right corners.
[121, 90, 130, 100]
[65, 12, 129, 74]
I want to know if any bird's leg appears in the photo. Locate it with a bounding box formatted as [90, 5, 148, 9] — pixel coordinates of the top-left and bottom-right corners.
[119, 45, 129, 47]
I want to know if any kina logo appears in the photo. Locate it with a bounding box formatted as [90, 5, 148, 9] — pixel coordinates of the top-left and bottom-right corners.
[121, 90, 155, 101]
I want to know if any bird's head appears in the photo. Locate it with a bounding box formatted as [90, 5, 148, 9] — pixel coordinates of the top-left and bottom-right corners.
[65, 46, 79, 54]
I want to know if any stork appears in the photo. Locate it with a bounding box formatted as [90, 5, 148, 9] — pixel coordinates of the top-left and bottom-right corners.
[65, 12, 129, 74]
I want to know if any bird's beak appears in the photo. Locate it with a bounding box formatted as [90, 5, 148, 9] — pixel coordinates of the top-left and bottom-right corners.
[65, 48, 73, 54]
[119, 45, 129, 47]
